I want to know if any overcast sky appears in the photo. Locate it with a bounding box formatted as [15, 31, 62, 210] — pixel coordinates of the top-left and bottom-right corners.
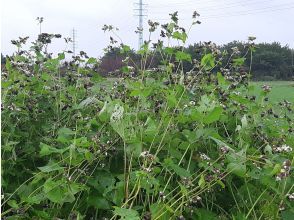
[1, 0, 294, 57]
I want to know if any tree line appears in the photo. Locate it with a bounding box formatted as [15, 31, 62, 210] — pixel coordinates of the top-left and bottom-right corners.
[98, 41, 294, 81]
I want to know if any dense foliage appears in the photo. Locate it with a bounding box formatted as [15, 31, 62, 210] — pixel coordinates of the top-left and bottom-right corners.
[1, 13, 294, 219]
[96, 42, 294, 81]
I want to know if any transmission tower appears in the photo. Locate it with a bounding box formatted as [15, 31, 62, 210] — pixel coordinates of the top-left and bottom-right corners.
[134, 0, 147, 50]
[72, 28, 77, 56]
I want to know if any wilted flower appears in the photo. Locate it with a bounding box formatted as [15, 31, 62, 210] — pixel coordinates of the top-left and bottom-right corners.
[36, 17, 44, 22]
[248, 36, 256, 41]
[148, 20, 159, 32]
[135, 27, 143, 34]
[220, 146, 229, 154]
[191, 195, 202, 204]
[64, 37, 72, 43]
[262, 84, 271, 92]
[192, 11, 200, 18]
[181, 177, 194, 188]
[169, 11, 179, 23]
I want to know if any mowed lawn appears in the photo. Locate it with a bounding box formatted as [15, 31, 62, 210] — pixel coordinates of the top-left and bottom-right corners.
[250, 81, 294, 103]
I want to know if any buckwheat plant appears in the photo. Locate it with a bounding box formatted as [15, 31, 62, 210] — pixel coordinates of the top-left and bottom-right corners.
[1, 12, 293, 220]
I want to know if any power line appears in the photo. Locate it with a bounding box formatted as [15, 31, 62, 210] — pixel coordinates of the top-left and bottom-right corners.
[148, 0, 292, 8]
[150, 0, 276, 13]
[149, 3, 294, 21]
[204, 3, 294, 18]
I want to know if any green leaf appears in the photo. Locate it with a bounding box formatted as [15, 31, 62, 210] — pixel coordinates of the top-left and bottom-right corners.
[201, 53, 215, 70]
[58, 52, 65, 60]
[150, 203, 172, 220]
[24, 193, 45, 205]
[204, 107, 223, 124]
[241, 115, 248, 128]
[38, 161, 64, 173]
[43, 179, 66, 204]
[281, 210, 294, 220]
[126, 142, 142, 157]
[270, 164, 281, 176]
[232, 57, 246, 67]
[166, 92, 177, 108]
[78, 97, 100, 109]
[88, 196, 110, 209]
[7, 200, 19, 208]
[198, 174, 205, 188]
[120, 44, 131, 53]
[164, 158, 190, 177]
[217, 72, 226, 85]
[208, 137, 234, 152]
[113, 207, 140, 219]
[164, 47, 175, 55]
[58, 127, 75, 136]
[233, 213, 247, 220]
[172, 31, 187, 43]
[175, 51, 192, 62]
[217, 179, 225, 188]
[86, 57, 97, 64]
[39, 142, 66, 156]
[5, 58, 12, 72]
[193, 208, 217, 219]
[227, 162, 246, 177]
[57, 127, 75, 142]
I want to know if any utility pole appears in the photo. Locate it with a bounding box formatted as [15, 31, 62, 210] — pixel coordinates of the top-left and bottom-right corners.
[291, 43, 294, 80]
[290, 44, 294, 69]
[72, 28, 77, 56]
[134, 0, 147, 50]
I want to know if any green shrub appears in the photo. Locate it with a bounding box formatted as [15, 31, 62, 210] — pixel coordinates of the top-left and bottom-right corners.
[1, 13, 293, 219]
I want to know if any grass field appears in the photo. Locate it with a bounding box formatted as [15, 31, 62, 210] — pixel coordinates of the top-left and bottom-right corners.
[250, 81, 294, 103]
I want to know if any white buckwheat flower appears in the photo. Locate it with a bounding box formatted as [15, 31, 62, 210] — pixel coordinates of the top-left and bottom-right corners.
[189, 101, 196, 106]
[200, 153, 211, 161]
[110, 104, 124, 122]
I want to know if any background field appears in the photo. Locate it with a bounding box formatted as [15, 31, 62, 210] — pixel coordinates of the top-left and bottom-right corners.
[250, 81, 294, 103]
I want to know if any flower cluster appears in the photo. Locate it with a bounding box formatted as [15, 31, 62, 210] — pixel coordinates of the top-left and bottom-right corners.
[273, 144, 292, 153]
[37, 33, 61, 44]
[11, 36, 29, 47]
[200, 153, 211, 161]
[140, 151, 153, 158]
[148, 20, 160, 32]
[287, 193, 294, 201]
[159, 191, 166, 201]
[220, 145, 230, 154]
[110, 104, 124, 122]
[276, 160, 291, 181]
[181, 177, 194, 188]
